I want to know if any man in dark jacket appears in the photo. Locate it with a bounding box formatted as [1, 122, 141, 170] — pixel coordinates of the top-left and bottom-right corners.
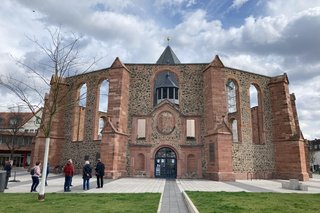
[95, 159, 105, 188]
[3, 160, 12, 189]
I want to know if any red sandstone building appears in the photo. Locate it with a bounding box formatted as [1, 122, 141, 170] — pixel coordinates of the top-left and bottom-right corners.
[32, 46, 309, 181]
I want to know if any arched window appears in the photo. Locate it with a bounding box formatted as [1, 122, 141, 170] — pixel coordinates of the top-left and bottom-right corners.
[79, 84, 87, 107]
[250, 84, 264, 144]
[97, 117, 105, 139]
[99, 80, 109, 112]
[154, 71, 179, 105]
[73, 83, 87, 141]
[226, 80, 237, 113]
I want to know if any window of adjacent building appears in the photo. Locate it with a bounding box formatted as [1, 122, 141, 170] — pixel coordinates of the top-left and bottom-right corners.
[186, 119, 195, 138]
[209, 143, 215, 162]
[226, 80, 237, 113]
[137, 119, 146, 139]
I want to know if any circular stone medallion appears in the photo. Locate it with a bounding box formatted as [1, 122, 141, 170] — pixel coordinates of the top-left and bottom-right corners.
[156, 111, 175, 135]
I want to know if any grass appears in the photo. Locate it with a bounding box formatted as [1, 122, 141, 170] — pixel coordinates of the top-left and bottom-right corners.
[187, 191, 320, 213]
[0, 193, 161, 213]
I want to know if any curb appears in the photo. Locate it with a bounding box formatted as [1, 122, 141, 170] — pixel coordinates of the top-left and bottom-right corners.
[157, 189, 164, 213]
[182, 191, 199, 213]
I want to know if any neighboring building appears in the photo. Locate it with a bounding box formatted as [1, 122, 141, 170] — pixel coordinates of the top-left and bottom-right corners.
[0, 109, 42, 167]
[32, 46, 309, 181]
[309, 139, 320, 171]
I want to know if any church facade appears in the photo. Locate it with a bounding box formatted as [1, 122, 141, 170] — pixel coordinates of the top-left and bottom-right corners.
[32, 46, 309, 181]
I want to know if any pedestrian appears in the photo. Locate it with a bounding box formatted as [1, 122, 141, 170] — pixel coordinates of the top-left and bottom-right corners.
[82, 161, 92, 190]
[30, 161, 41, 192]
[45, 163, 49, 186]
[63, 159, 74, 192]
[68, 159, 74, 186]
[3, 160, 12, 189]
[95, 158, 105, 188]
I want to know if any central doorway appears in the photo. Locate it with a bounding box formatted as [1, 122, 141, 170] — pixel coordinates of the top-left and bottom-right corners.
[155, 147, 177, 178]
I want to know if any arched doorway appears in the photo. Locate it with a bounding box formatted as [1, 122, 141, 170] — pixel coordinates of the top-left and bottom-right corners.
[154, 147, 177, 178]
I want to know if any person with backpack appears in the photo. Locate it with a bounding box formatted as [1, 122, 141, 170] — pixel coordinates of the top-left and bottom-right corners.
[3, 160, 12, 189]
[30, 161, 41, 192]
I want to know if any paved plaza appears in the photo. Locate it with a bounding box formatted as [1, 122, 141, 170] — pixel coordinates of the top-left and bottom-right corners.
[3, 169, 320, 212]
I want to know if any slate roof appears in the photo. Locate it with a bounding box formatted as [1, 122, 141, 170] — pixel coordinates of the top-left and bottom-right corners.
[156, 46, 181, 64]
[155, 72, 178, 88]
[0, 112, 33, 129]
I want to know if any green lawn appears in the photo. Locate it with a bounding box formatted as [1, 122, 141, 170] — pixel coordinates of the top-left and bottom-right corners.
[0, 193, 161, 213]
[187, 191, 320, 213]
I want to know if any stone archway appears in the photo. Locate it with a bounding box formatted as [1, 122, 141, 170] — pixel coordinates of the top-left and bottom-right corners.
[154, 147, 177, 178]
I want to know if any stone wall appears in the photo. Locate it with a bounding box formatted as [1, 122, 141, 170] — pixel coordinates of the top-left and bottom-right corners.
[225, 68, 275, 176]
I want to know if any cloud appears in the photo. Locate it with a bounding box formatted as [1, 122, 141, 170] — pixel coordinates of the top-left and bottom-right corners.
[229, 0, 249, 10]
[0, 0, 319, 139]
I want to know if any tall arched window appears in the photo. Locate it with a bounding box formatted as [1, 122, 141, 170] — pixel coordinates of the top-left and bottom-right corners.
[99, 80, 109, 112]
[250, 85, 258, 108]
[250, 84, 264, 144]
[226, 80, 237, 113]
[73, 83, 87, 141]
[79, 84, 87, 107]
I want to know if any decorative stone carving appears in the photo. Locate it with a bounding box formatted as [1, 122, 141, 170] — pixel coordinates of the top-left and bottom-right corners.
[156, 111, 175, 135]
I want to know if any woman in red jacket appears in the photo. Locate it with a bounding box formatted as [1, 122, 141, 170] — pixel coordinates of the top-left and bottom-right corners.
[63, 159, 74, 192]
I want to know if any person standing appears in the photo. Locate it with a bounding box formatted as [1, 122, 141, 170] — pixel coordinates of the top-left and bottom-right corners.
[68, 159, 74, 186]
[95, 159, 105, 188]
[82, 161, 92, 190]
[63, 159, 74, 192]
[3, 160, 12, 189]
[30, 161, 41, 192]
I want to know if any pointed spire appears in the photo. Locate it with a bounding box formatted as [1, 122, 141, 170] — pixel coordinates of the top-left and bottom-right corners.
[210, 55, 224, 68]
[156, 46, 181, 64]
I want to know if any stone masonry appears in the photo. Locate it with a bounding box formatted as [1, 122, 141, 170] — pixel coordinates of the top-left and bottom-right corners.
[31, 46, 309, 181]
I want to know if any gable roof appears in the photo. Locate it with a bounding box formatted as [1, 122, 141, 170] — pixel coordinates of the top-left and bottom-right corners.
[155, 72, 178, 88]
[0, 112, 34, 129]
[156, 46, 181, 64]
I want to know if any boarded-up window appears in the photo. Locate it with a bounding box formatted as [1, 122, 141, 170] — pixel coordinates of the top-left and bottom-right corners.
[137, 119, 146, 138]
[209, 143, 215, 162]
[186, 119, 195, 138]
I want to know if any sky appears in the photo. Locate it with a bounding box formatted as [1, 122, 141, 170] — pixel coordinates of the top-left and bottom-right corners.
[0, 0, 319, 139]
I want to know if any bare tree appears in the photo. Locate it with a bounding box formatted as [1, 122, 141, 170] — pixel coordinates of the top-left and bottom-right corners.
[0, 107, 24, 160]
[0, 27, 96, 201]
